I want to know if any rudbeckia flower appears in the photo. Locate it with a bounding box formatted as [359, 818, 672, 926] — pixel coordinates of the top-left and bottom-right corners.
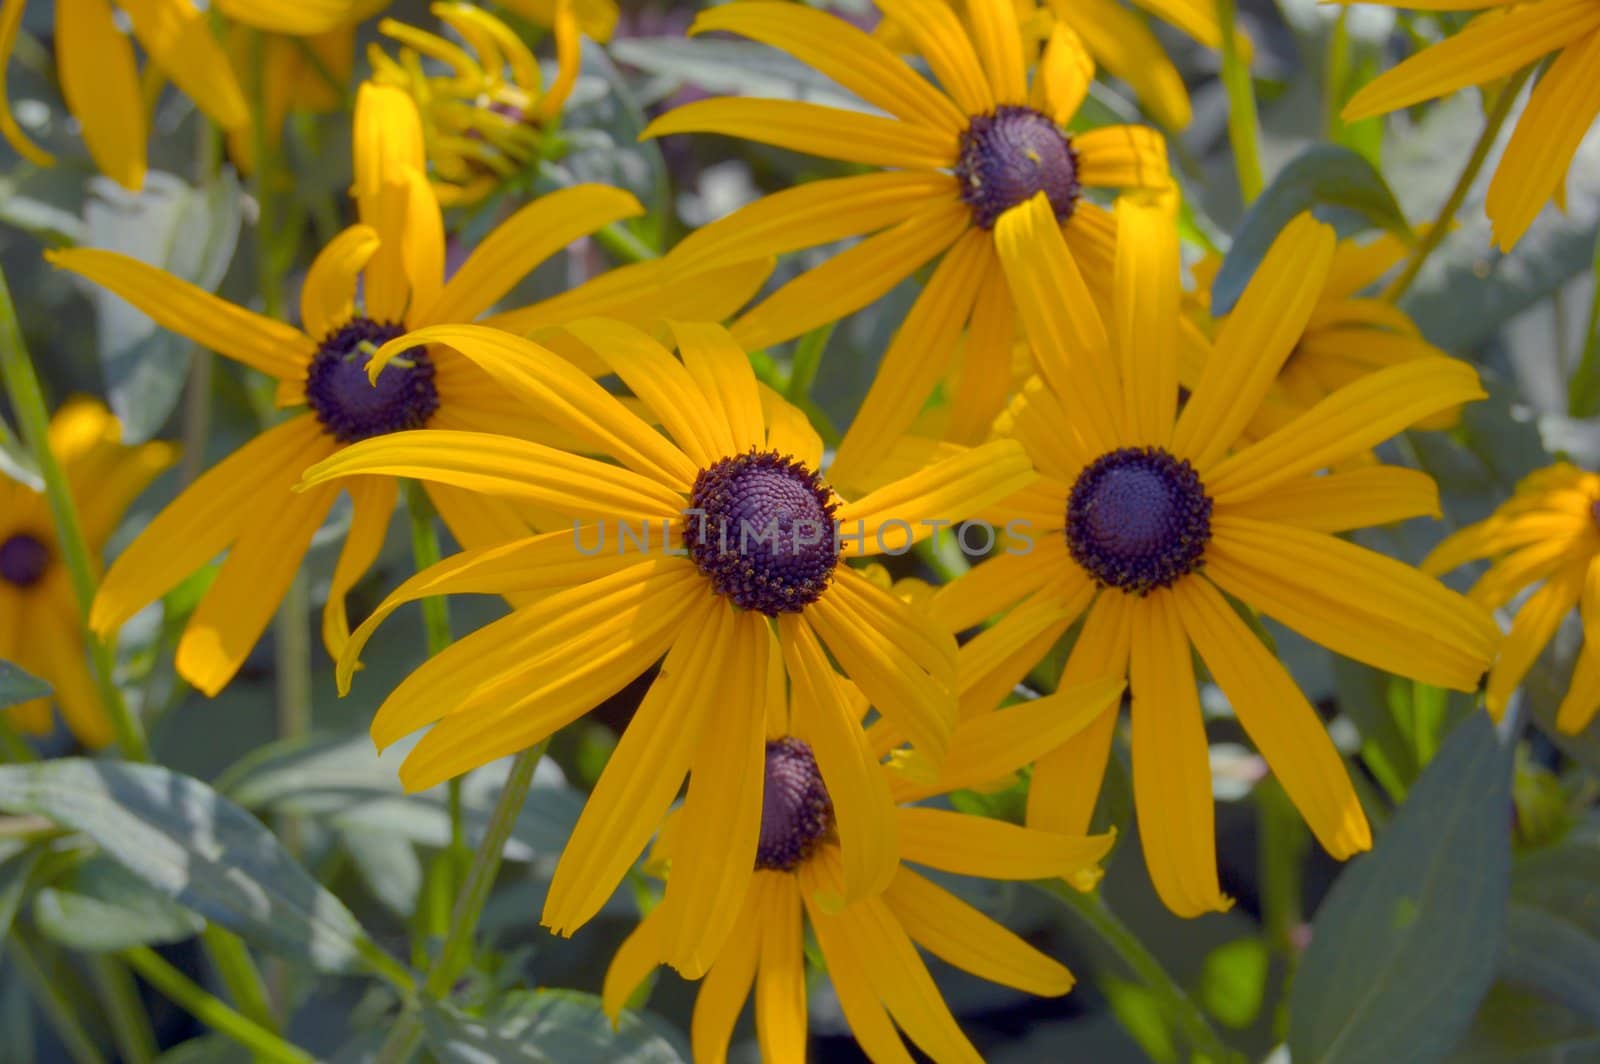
[602, 673, 1120, 1064]
[45, 84, 757, 697]
[643, 0, 1171, 491]
[1, 398, 174, 746]
[1188, 230, 1465, 453]
[1424, 463, 1600, 733]
[370, 2, 579, 206]
[1340, 0, 1600, 251]
[937, 193, 1497, 916]
[0, 0, 250, 191]
[296, 318, 1038, 970]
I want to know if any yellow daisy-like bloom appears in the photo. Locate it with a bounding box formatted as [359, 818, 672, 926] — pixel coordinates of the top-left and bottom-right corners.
[1340, 0, 1600, 251]
[1188, 231, 1464, 452]
[44, 84, 754, 697]
[643, 0, 1171, 492]
[370, 2, 579, 207]
[936, 192, 1497, 916]
[295, 317, 1049, 971]
[1424, 463, 1600, 732]
[602, 674, 1121, 1064]
[0, 398, 174, 747]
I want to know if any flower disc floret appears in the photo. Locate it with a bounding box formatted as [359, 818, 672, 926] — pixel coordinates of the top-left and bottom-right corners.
[305, 318, 440, 443]
[756, 737, 835, 872]
[1066, 446, 1212, 595]
[684, 450, 839, 616]
[956, 105, 1081, 230]
[0, 533, 49, 589]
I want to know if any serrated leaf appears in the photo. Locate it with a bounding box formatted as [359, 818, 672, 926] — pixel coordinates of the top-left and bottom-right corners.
[0, 660, 50, 710]
[0, 758, 388, 974]
[420, 991, 688, 1064]
[1288, 711, 1513, 1064]
[32, 855, 204, 951]
[1211, 144, 1412, 315]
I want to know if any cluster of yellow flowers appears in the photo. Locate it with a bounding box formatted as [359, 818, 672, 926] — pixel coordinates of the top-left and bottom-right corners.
[2, 0, 1598, 1059]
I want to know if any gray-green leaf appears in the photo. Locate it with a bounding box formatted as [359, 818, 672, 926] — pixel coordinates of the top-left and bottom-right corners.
[420, 991, 688, 1064]
[0, 660, 50, 710]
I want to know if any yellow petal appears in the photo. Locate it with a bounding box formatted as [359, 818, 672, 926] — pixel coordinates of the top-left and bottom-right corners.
[689, 885, 762, 1064]
[885, 866, 1075, 995]
[51, 397, 176, 551]
[759, 384, 824, 471]
[1049, 0, 1190, 128]
[1173, 577, 1371, 859]
[1486, 562, 1585, 717]
[1557, 630, 1600, 734]
[643, 97, 958, 170]
[601, 909, 664, 1021]
[321, 476, 397, 665]
[418, 185, 644, 324]
[952, 566, 1093, 718]
[965, 0, 1028, 103]
[1130, 592, 1231, 916]
[898, 806, 1114, 880]
[669, 320, 765, 454]
[1029, 22, 1093, 124]
[837, 440, 1035, 556]
[1175, 213, 1335, 469]
[121, 0, 249, 130]
[56, 0, 146, 191]
[215, 0, 367, 34]
[46, 248, 314, 381]
[1484, 27, 1600, 251]
[0, 0, 56, 167]
[945, 264, 1019, 444]
[36, 592, 111, 748]
[1075, 125, 1172, 191]
[690, 1, 966, 133]
[876, 0, 994, 115]
[1112, 187, 1180, 446]
[1225, 467, 1440, 532]
[753, 875, 807, 1064]
[300, 225, 379, 342]
[353, 82, 426, 227]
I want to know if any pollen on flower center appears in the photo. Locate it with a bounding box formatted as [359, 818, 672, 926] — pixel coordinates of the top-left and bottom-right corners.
[305, 317, 440, 444]
[956, 105, 1081, 230]
[684, 450, 839, 616]
[0, 533, 49, 589]
[757, 737, 835, 872]
[1065, 446, 1213, 595]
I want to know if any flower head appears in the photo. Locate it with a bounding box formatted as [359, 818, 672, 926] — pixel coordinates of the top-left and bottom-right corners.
[642, 0, 1172, 492]
[0, 399, 174, 746]
[932, 193, 1497, 917]
[1424, 463, 1600, 733]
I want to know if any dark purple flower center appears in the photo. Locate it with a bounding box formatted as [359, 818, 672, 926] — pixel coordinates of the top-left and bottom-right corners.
[1066, 446, 1212, 595]
[757, 737, 835, 872]
[956, 105, 1080, 230]
[684, 450, 839, 616]
[305, 317, 439, 444]
[0, 533, 49, 589]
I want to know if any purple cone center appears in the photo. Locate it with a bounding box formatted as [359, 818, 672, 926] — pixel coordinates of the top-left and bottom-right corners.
[1066, 446, 1212, 595]
[305, 317, 440, 444]
[685, 450, 839, 616]
[956, 105, 1080, 230]
[0, 533, 49, 589]
[756, 737, 835, 872]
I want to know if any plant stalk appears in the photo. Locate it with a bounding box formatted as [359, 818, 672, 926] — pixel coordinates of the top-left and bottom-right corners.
[122, 946, 315, 1064]
[1216, 0, 1264, 204]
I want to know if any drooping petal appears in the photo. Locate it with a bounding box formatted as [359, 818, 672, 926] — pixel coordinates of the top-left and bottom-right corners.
[1174, 577, 1371, 859]
[321, 476, 397, 665]
[643, 98, 958, 170]
[121, 0, 249, 130]
[300, 225, 379, 342]
[1486, 562, 1586, 717]
[601, 909, 664, 1021]
[47, 248, 315, 381]
[689, 887, 763, 1064]
[0, 0, 55, 168]
[1557, 629, 1600, 734]
[754, 874, 808, 1064]
[57, 0, 147, 190]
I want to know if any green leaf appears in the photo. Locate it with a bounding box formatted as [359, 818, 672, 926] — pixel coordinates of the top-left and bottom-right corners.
[0, 846, 40, 942]
[1288, 711, 1513, 1064]
[420, 991, 688, 1064]
[0, 758, 387, 974]
[606, 37, 858, 110]
[32, 855, 205, 951]
[1210, 144, 1412, 315]
[1198, 937, 1270, 1030]
[1499, 903, 1600, 1030]
[0, 660, 49, 710]
[1454, 984, 1600, 1063]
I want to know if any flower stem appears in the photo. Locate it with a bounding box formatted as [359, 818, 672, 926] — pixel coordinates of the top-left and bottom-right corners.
[0, 266, 150, 762]
[594, 220, 659, 264]
[122, 946, 315, 1064]
[86, 955, 157, 1064]
[200, 924, 281, 1035]
[9, 936, 107, 1064]
[1036, 879, 1239, 1063]
[1384, 67, 1533, 304]
[1215, 0, 1263, 204]
[376, 742, 549, 1064]
[1565, 223, 1600, 416]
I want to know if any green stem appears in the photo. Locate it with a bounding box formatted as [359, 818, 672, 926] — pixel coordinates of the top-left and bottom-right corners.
[1565, 223, 1600, 416]
[122, 947, 314, 1064]
[1384, 66, 1533, 304]
[86, 955, 157, 1064]
[0, 713, 37, 762]
[1036, 880, 1238, 1064]
[1216, 0, 1263, 204]
[201, 924, 280, 1035]
[786, 323, 833, 402]
[1323, 9, 1351, 141]
[9, 937, 108, 1064]
[0, 266, 150, 761]
[593, 221, 659, 264]
[376, 743, 549, 1064]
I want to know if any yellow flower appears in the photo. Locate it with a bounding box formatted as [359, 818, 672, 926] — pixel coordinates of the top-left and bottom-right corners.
[0, 398, 174, 747]
[936, 193, 1497, 917]
[296, 318, 1046, 970]
[1424, 463, 1600, 732]
[222, 21, 364, 175]
[602, 677, 1121, 1064]
[0, 0, 250, 191]
[1187, 231, 1465, 455]
[1340, 0, 1600, 251]
[369, 2, 580, 206]
[643, 0, 1171, 492]
[45, 84, 752, 697]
